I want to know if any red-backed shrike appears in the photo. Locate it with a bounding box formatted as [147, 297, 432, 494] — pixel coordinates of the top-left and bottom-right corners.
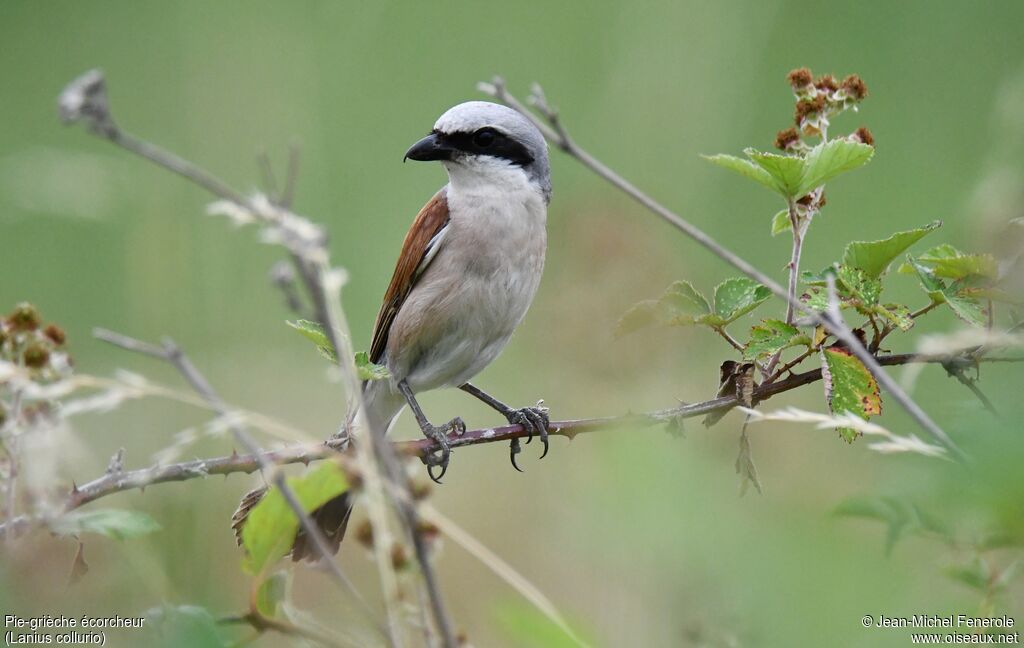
[279, 102, 553, 559]
[364, 101, 553, 481]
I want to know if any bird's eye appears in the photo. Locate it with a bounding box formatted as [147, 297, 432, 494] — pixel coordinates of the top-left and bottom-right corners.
[472, 128, 497, 148]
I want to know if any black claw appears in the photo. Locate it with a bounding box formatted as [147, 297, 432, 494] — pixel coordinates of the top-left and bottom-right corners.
[510, 438, 523, 472]
[428, 462, 447, 484]
[539, 434, 549, 460]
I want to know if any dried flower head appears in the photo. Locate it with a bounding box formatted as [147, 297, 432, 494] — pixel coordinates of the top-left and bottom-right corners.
[852, 126, 875, 146]
[787, 67, 814, 90]
[794, 96, 827, 123]
[389, 543, 409, 570]
[44, 324, 67, 346]
[841, 74, 868, 100]
[354, 520, 374, 549]
[815, 75, 838, 93]
[8, 303, 41, 331]
[774, 127, 801, 151]
[23, 343, 51, 369]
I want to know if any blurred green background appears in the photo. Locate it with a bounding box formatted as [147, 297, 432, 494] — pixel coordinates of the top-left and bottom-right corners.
[3, 1, 1024, 646]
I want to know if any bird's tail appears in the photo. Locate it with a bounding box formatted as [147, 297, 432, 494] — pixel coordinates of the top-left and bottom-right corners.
[231, 380, 406, 562]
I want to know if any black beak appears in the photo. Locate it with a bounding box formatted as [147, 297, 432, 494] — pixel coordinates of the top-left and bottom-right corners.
[404, 133, 454, 162]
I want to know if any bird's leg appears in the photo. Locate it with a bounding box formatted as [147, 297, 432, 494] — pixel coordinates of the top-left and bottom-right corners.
[397, 380, 465, 483]
[459, 383, 550, 471]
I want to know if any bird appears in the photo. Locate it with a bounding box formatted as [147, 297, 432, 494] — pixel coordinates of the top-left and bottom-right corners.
[362, 100, 553, 482]
[235, 101, 554, 560]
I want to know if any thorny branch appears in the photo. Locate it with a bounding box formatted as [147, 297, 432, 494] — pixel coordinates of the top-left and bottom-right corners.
[3, 351, 1017, 539]
[478, 76, 966, 462]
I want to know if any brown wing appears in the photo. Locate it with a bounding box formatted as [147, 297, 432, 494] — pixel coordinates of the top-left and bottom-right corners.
[369, 190, 450, 363]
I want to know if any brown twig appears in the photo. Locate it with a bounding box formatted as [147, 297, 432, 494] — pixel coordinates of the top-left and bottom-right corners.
[5, 351, 1014, 539]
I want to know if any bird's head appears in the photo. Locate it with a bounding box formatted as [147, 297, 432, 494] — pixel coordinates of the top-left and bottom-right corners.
[404, 101, 550, 201]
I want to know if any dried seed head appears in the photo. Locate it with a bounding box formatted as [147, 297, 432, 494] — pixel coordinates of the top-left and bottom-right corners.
[774, 127, 801, 151]
[416, 520, 440, 542]
[44, 324, 67, 346]
[815, 74, 838, 92]
[841, 74, 868, 100]
[852, 126, 875, 146]
[354, 520, 374, 549]
[23, 343, 50, 369]
[794, 96, 827, 123]
[390, 543, 409, 570]
[409, 480, 432, 500]
[787, 67, 814, 90]
[8, 303, 41, 331]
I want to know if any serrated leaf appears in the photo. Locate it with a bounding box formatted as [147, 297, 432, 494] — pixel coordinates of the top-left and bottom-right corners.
[614, 300, 661, 338]
[286, 319, 336, 361]
[820, 346, 882, 442]
[662, 280, 712, 317]
[702, 153, 778, 193]
[255, 571, 288, 619]
[50, 509, 161, 541]
[743, 319, 810, 360]
[914, 245, 999, 281]
[614, 281, 711, 336]
[944, 293, 988, 327]
[712, 278, 772, 324]
[745, 148, 806, 197]
[146, 605, 228, 648]
[842, 221, 941, 278]
[241, 461, 349, 576]
[355, 350, 390, 381]
[771, 209, 792, 236]
[837, 265, 882, 307]
[871, 303, 914, 331]
[906, 257, 989, 327]
[798, 139, 874, 196]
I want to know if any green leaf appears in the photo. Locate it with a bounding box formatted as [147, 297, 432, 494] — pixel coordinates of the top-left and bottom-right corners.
[660, 280, 713, 324]
[906, 257, 989, 327]
[614, 300, 661, 338]
[495, 602, 588, 648]
[745, 148, 806, 197]
[286, 319, 336, 361]
[355, 350, 390, 381]
[770, 209, 792, 236]
[834, 497, 949, 555]
[798, 139, 874, 196]
[870, 303, 915, 331]
[614, 281, 711, 336]
[146, 605, 228, 648]
[820, 347, 882, 443]
[743, 319, 810, 360]
[842, 221, 941, 278]
[255, 571, 289, 619]
[712, 278, 772, 324]
[946, 557, 992, 592]
[837, 265, 882, 307]
[702, 154, 777, 193]
[241, 461, 349, 576]
[50, 509, 161, 541]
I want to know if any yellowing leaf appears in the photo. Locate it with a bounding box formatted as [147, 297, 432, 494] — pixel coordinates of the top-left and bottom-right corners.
[820, 346, 882, 443]
[743, 319, 810, 360]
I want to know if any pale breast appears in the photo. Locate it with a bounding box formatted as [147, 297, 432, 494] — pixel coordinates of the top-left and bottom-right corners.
[387, 181, 546, 391]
